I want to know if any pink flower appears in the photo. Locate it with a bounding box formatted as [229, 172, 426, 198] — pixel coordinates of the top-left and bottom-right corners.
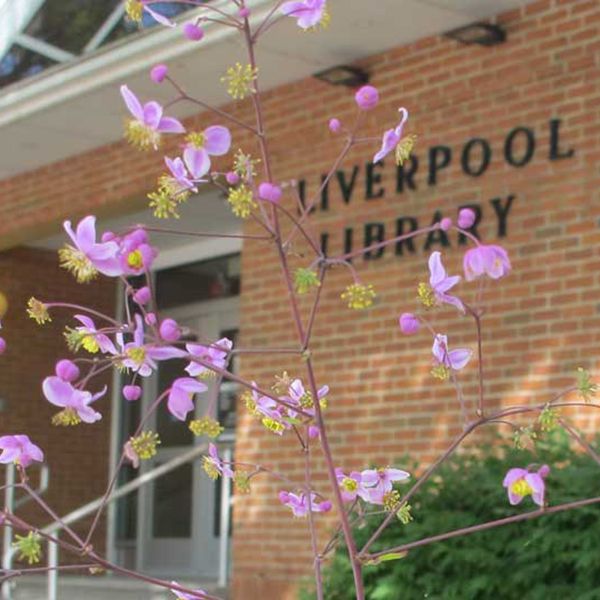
[503, 465, 549, 507]
[328, 118, 341, 133]
[188, 125, 231, 157]
[399, 313, 420, 335]
[63, 216, 122, 277]
[373, 108, 408, 163]
[164, 148, 210, 194]
[121, 85, 185, 150]
[280, 0, 327, 29]
[167, 377, 207, 421]
[360, 467, 410, 505]
[355, 85, 379, 111]
[73, 315, 118, 355]
[432, 334, 472, 373]
[42, 376, 105, 424]
[458, 208, 476, 229]
[255, 395, 292, 435]
[0, 435, 43, 468]
[118, 315, 186, 377]
[278, 490, 332, 517]
[183, 23, 204, 41]
[119, 228, 157, 275]
[335, 468, 376, 503]
[285, 378, 329, 418]
[206, 443, 233, 478]
[463, 244, 511, 282]
[132, 286, 151, 305]
[440, 217, 452, 232]
[150, 64, 168, 83]
[0, 337, 5, 354]
[159, 318, 181, 342]
[427, 251, 464, 313]
[225, 171, 240, 185]
[185, 337, 233, 378]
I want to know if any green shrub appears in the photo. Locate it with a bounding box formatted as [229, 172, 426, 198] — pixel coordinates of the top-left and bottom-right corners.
[302, 432, 600, 600]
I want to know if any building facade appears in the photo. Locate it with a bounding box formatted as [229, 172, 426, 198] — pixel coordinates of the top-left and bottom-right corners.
[0, 1, 599, 598]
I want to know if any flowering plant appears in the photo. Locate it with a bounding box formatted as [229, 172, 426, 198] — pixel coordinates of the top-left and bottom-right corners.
[0, 2, 598, 600]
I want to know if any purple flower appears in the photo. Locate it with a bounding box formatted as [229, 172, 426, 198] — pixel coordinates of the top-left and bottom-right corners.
[170, 581, 207, 599]
[168, 377, 207, 421]
[188, 125, 231, 157]
[159, 318, 181, 342]
[373, 108, 408, 163]
[503, 465, 549, 507]
[355, 85, 379, 111]
[0, 435, 43, 468]
[329, 118, 341, 133]
[431, 334, 472, 379]
[121, 85, 185, 150]
[278, 490, 332, 517]
[204, 443, 233, 478]
[335, 468, 376, 503]
[42, 376, 105, 424]
[123, 385, 142, 402]
[399, 313, 420, 335]
[55, 359, 80, 382]
[119, 228, 157, 275]
[132, 286, 151, 305]
[425, 251, 464, 313]
[280, 0, 327, 29]
[73, 315, 117, 355]
[63, 216, 122, 280]
[0, 337, 5, 354]
[185, 337, 233, 378]
[255, 396, 292, 435]
[119, 315, 186, 377]
[164, 147, 211, 194]
[286, 378, 329, 418]
[360, 467, 410, 505]
[463, 244, 511, 282]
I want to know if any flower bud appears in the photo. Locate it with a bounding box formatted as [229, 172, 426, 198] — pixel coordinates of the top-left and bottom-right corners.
[399, 313, 420, 335]
[0, 337, 6, 355]
[458, 208, 476, 229]
[354, 85, 379, 111]
[183, 23, 204, 41]
[55, 359, 80, 382]
[320, 501, 333, 512]
[123, 385, 142, 402]
[538, 464, 550, 478]
[132, 286, 151, 305]
[258, 182, 282, 204]
[150, 64, 168, 83]
[328, 118, 341, 133]
[239, 7, 250, 17]
[159, 318, 181, 342]
[101, 231, 117, 243]
[308, 425, 320, 439]
[440, 217, 452, 232]
[145, 312, 157, 326]
[225, 171, 240, 185]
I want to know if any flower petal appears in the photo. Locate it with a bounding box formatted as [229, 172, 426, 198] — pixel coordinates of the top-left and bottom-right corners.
[203, 125, 231, 156]
[120, 85, 144, 120]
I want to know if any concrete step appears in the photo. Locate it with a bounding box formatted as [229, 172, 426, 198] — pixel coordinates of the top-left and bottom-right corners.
[8, 575, 225, 600]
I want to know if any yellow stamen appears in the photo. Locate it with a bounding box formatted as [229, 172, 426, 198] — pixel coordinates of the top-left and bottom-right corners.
[130, 431, 160, 460]
[27, 297, 51, 325]
[417, 282, 436, 309]
[124, 119, 160, 151]
[341, 283, 376, 310]
[189, 417, 224, 438]
[58, 245, 98, 283]
[51, 408, 81, 427]
[510, 478, 533, 498]
[185, 131, 206, 148]
[202, 456, 219, 480]
[221, 63, 258, 100]
[395, 134, 417, 167]
[227, 184, 257, 219]
[127, 250, 144, 270]
[124, 0, 143, 23]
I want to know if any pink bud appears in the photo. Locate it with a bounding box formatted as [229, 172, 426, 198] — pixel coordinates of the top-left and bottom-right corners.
[308, 425, 320, 439]
[458, 208, 476, 229]
[55, 359, 80, 382]
[123, 385, 142, 402]
[354, 85, 379, 111]
[258, 182, 282, 204]
[132, 286, 151, 305]
[328, 118, 341, 133]
[225, 171, 240, 185]
[183, 23, 204, 41]
[239, 7, 250, 17]
[440, 217, 452, 232]
[145, 312, 157, 326]
[278, 491, 290, 504]
[159, 318, 181, 342]
[320, 501, 333, 512]
[0, 337, 6, 355]
[150, 64, 168, 84]
[101, 231, 117, 243]
[399, 313, 420, 335]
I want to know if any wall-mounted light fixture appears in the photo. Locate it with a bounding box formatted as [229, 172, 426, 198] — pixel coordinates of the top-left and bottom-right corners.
[314, 65, 369, 87]
[445, 22, 506, 46]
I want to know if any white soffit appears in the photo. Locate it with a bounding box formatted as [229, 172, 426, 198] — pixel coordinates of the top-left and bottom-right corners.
[0, 0, 535, 178]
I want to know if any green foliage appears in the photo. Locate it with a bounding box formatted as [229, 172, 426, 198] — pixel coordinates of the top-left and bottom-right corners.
[302, 432, 600, 600]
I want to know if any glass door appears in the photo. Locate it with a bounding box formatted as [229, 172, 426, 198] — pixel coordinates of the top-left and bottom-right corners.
[138, 297, 239, 578]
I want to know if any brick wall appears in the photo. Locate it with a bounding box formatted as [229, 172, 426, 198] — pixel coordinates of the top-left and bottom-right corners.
[0, 247, 115, 556]
[0, 0, 598, 597]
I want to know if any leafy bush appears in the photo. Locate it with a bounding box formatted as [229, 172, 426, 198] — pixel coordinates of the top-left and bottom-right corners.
[303, 432, 600, 600]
